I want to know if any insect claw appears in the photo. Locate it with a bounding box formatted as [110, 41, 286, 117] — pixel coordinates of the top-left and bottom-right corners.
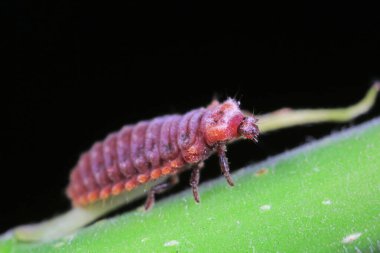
[225, 174, 235, 187]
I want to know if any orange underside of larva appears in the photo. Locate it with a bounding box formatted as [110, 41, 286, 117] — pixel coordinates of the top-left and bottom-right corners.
[74, 158, 185, 206]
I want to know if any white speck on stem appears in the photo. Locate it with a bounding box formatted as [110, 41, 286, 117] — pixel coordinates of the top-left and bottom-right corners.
[260, 205, 271, 211]
[164, 240, 180, 247]
[322, 199, 332, 205]
[342, 232, 362, 244]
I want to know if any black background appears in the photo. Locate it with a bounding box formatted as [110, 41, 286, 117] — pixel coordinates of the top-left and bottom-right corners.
[1, 1, 380, 233]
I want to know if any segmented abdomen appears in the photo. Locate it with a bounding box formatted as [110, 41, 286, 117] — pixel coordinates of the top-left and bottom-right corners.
[67, 107, 210, 206]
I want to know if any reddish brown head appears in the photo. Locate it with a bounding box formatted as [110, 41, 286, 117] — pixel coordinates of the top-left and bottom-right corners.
[238, 116, 259, 142]
[203, 98, 259, 145]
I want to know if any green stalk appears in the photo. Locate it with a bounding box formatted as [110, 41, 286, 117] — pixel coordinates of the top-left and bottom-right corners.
[256, 83, 380, 133]
[1, 115, 380, 252]
[5, 84, 379, 243]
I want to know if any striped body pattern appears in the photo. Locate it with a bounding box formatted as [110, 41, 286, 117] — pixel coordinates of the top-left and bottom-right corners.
[67, 98, 259, 206]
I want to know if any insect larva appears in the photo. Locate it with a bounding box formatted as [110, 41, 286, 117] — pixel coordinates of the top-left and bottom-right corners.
[66, 98, 259, 210]
[9, 85, 378, 242]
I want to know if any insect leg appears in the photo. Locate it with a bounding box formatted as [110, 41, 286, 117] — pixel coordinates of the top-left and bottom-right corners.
[190, 162, 204, 203]
[144, 175, 179, 210]
[216, 142, 234, 186]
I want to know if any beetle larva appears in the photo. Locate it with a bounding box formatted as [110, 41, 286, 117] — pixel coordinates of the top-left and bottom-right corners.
[66, 98, 259, 209]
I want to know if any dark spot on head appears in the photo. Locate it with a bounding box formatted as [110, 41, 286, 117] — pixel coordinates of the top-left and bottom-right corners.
[213, 110, 225, 123]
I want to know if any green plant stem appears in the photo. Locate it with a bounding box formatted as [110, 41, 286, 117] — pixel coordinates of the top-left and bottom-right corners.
[1, 84, 379, 244]
[7, 179, 165, 242]
[1, 116, 380, 252]
[256, 83, 379, 133]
